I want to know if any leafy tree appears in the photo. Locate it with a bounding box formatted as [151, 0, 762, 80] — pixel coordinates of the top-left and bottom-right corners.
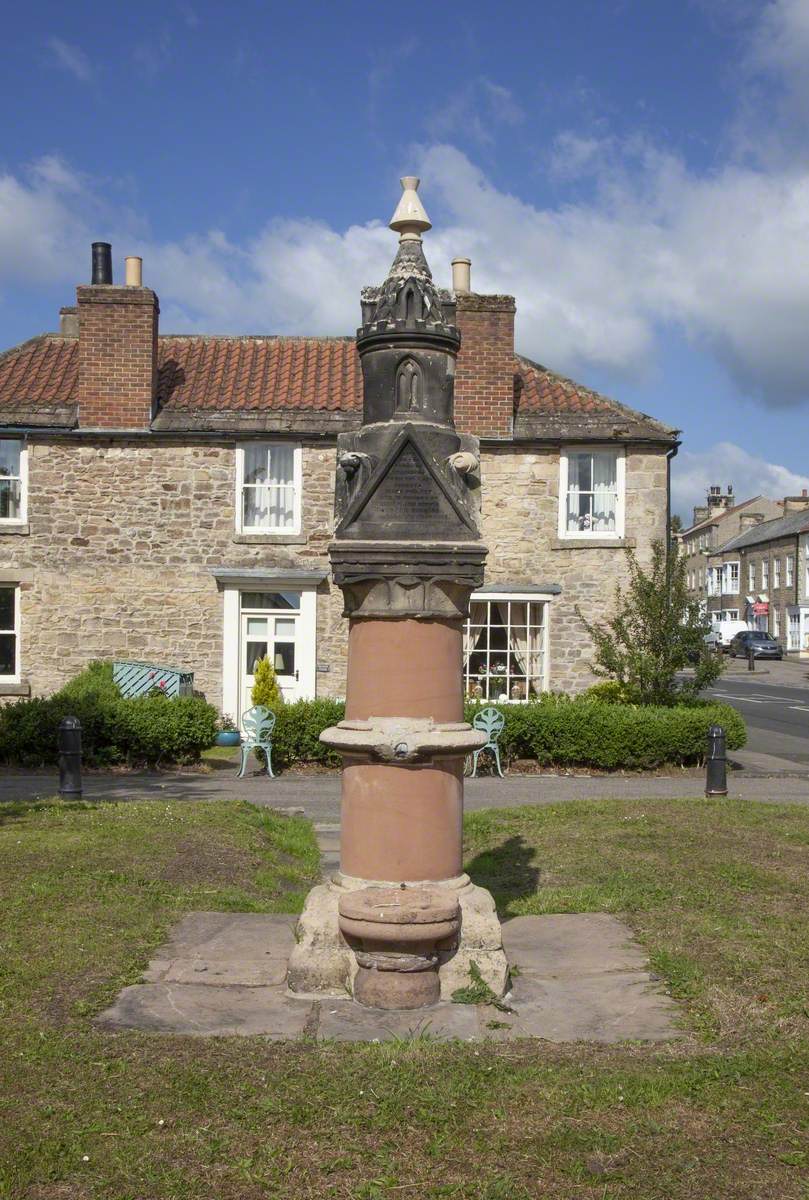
[670, 513, 683, 535]
[251, 656, 283, 710]
[576, 540, 722, 705]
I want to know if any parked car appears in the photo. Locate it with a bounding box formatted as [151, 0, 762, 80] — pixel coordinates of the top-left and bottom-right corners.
[728, 630, 783, 659]
[708, 619, 750, 653]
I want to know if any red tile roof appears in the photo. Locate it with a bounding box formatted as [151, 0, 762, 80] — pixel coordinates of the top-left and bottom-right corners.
[157, 336, 362, 412]
[0, 336, 78, 414]
[0, 333, 677, 440]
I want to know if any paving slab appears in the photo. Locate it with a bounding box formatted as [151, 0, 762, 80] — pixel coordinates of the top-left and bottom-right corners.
[317, 998, 479, 1042]
[97, 910, 681, 1043]
[98, 982, 313, 1038]
[143, 911, 296, 987]
[502, 913, 650, 977]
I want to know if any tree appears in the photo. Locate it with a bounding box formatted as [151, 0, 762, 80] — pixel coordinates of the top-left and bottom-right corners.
[576, 540, 722, 705]
[251, 656, 283, 710]
[670, 513, 683, 535]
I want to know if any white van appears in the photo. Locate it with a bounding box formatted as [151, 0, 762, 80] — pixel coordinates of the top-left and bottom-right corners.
[708, 619, 749, 652]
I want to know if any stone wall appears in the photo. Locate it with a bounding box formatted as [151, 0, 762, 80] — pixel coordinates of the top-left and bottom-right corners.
[0, 437, 344, 705]
[0, 436, 669, 705]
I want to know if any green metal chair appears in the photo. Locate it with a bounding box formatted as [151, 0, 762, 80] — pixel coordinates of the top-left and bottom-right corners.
[466, 706, 506, 778]
[237, 705, 276, 779]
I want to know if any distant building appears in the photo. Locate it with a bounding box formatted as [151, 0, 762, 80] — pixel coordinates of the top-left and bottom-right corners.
[679, 486, 783, 619]
[707, 495, 809, 654]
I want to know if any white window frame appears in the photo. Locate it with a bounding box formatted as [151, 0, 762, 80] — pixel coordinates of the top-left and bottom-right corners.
[773, 558, 781, 589]
[748, 561, 755, 591]
[761, 559, 769, 590]
[0, 584, 20, 681]
[235, 442, 302, 535]
[464, 592, 551, 701]
[0, 438, 28, 526]
[557, 446, 625, 540]
[786, 554, 794, 588]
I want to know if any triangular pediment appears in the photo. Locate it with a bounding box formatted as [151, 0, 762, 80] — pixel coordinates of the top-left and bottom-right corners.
[336, 426, 476, 540]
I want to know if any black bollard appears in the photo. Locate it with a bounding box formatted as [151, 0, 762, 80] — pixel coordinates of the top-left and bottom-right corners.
[747, 644, 755, 671]
[705, 724, 728, 797]
[58, 716, 82, 798]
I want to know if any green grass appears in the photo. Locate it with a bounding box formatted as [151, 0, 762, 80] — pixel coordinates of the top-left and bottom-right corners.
[1, 795, 808, 1199]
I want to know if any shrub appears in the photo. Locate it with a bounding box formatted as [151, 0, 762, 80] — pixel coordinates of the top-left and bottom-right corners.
[251, 657, 283, 710]
[582, 680, 634, 704]
[0, 661, 219, 768]
[270, 698, 345, 769]
[465, 695, 746, 770]
[577, 540, 722, 705]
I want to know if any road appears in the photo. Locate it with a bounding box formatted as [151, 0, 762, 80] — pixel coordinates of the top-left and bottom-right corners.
[705, 663, 809, 767]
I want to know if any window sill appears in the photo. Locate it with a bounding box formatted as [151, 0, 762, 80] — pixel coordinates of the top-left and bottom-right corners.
[233, 532, 307, 545]
[551, 536, 635, 550]
[0, 679, 30, 696]
[232, 532, 309, 547]
[0, 523, 30, 536]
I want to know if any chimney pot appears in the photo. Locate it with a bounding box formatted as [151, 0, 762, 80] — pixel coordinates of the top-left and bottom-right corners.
[91, 242, 112, 285]
[452, 257, 471, 294]
[125, 256, 143, 287]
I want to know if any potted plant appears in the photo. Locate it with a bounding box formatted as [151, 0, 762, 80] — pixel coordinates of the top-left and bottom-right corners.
[215, 714, 241, 747]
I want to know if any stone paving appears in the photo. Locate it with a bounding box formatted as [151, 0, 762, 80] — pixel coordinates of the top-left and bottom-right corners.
[97, 909, 681, 1043]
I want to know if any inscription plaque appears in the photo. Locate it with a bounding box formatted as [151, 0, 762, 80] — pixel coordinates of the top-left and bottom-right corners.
[344, 440, 470, 539]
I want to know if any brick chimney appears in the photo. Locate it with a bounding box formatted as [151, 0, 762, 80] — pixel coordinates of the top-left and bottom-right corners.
[76, 243, 159, 429]
[454, 291, 516, 439]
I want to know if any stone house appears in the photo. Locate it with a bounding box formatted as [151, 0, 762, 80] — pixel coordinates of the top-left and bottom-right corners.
[0, 242, 678, 718]
[706, 496, 809, 653]
[679, 485, 783, 619]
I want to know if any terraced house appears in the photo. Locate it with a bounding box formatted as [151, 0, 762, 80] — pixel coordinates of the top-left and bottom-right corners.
[0, 242, 678, 720]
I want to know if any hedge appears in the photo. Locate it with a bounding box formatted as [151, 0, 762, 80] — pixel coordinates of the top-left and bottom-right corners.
[464, 695, 746, 770]
[0, 662, 219, 768]
[267, 694, 744, 772]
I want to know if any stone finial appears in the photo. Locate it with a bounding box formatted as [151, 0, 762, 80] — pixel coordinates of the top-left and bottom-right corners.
[389, 176, 432, 241]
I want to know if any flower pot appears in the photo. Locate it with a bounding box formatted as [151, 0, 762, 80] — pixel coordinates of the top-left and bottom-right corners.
[215, 730, 241, 747]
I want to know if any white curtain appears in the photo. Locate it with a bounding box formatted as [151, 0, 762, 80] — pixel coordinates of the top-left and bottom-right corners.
[506, 601, 528, 676]
[464, 602, 487, 666]
[566, 452, 581, 530]
[243, 444, 295, 529]
[592, 452, 617, 531]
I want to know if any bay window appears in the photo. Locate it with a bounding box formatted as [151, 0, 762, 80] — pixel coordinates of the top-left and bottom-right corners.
[0, 586, 19, 678]
[0, 438, 26, 524]
[559, 447, 624, 538]
[236, 443, 301, 534]
[464, 594, 549, 701]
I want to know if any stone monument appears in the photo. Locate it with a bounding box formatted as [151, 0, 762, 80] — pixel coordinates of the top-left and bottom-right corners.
[287, 178, 508, 1008]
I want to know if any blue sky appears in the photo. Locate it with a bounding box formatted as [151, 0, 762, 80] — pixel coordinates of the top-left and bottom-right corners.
[2, 0, 809, 520]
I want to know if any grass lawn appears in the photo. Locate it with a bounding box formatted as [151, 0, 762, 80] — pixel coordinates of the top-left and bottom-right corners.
[0, 795, 807, 1199]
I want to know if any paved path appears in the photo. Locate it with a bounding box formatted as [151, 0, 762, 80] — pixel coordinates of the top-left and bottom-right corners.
[5, 762, 809, 820]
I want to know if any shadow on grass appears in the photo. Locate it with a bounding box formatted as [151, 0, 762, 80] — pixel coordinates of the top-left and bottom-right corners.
[0, 796, 102, 826]
[465, 835, 540, 918]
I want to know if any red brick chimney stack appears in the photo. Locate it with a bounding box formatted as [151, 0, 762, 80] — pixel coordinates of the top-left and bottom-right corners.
[453, 288, 516, 439]
[76, 243, 159, 429]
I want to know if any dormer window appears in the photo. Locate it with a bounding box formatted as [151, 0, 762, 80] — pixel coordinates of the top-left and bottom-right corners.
[0, 439, 26, 524]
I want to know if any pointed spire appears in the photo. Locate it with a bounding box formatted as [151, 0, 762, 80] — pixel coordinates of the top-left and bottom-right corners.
[389, 176, 432, 241]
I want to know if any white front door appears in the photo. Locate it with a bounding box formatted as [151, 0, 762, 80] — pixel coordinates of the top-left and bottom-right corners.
[221, 584, 318, 726]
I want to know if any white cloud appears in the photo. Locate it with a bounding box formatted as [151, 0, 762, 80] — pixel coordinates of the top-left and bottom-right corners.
[47, 38, 93, 83]
[671, 441, 809, 522]
[426, 78, 524, 146]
